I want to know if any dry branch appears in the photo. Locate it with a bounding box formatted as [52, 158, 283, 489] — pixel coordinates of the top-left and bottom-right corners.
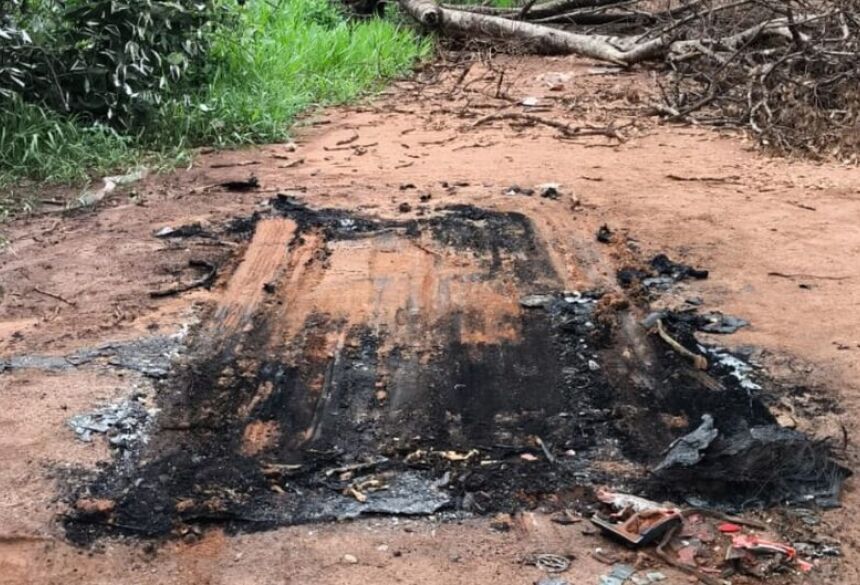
[399, 0, 807, 65]
[471, 111, 622, 140]
[397, 0, 860, 159]
[400, 0, 667, 63]
[442, 0, 625, 19]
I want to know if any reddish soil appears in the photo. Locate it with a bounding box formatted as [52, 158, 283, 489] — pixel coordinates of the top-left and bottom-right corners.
[1, 54, 859, 584]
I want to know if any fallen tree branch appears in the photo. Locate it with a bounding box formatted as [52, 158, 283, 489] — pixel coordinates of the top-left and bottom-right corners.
[398, 0, 860, 160]
[400, 0, 668, 64]
[442, 0, 627, 19]
[399, 0, 810, 66]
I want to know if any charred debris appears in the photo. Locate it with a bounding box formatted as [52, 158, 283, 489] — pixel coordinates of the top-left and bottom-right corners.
[61, 195, 849, 547]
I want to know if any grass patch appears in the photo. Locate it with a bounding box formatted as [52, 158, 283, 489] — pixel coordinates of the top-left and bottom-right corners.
[0, 0, 430, 217]
[0, 97, 188, 219]
[0, 98, 140, 219]
[0, 98, 138, 187]
[152, 0, 431, 146]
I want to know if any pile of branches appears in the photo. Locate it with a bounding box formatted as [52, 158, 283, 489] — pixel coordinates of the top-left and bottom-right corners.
[397, 0, 860, 160]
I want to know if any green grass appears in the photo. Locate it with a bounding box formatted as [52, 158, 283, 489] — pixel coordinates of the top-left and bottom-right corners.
[152, 0, 431, 146]
[0, 97, 189, 219]
[0, 0, 431, 218]
[0, 97, 142, 219]
[0, 97, 138, 187]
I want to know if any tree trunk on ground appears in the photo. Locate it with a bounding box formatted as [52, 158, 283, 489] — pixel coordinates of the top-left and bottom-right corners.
[441, 0, 625, 19]
[398, 0, 669, 64]
[399, 0, 808, 65]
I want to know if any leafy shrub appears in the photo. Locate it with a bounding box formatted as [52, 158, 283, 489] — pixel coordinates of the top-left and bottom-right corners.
[1, 0, 223, 130]
[0, 0, 429, 195]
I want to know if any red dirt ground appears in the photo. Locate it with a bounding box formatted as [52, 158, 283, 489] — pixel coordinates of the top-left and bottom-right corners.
[1, 54, 858, 584]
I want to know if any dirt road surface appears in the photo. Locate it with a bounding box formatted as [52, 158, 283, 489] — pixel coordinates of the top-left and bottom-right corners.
[1, 55, 859, 584]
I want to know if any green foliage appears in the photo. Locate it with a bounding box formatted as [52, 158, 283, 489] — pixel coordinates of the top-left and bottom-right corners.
[0, 96, 137, 184]
[0, 96, 131, 218]
[0, 0, 430, 207]
[0, 2, 32, 98]
[150, 0, 430, 146]
[1, 0, 222, 129]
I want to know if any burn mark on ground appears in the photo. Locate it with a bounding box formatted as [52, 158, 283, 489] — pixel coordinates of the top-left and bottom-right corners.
[268, 195, 558, 284]
[61, 199, 848, 545]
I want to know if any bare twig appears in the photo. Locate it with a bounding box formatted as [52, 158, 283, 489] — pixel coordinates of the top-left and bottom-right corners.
[655, 318, 708, 370]
[399, 0, 860, 160]
[33, 287, 76, 306]
[471, 112, 622, 140]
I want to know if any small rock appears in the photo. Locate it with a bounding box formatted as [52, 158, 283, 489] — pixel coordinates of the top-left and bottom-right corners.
[697, 313, 749, 334]
[505, 185, 534, 196]
[520, 453, 539, 462]
[538, 183, 561, 199]
[522, 96, 540, 107]
[596, 224, 613, 243]
[399, 183, 416, 190]
[377, 544, 389, 552]
[342, 554, 358, 564]
[587, 359, 600, 371]
[639, 312, 665, 330]
[520, 294, 555, 308]
[398, 202, 412, 213]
